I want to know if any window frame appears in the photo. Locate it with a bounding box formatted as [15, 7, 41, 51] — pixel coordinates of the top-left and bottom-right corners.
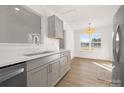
[80, 32, 102, 51]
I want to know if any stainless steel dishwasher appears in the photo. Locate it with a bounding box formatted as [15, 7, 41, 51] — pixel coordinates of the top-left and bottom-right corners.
[0, 62, 27, 87]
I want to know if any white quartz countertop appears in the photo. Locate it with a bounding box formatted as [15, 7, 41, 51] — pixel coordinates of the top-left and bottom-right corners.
[0, 49, 69, 68]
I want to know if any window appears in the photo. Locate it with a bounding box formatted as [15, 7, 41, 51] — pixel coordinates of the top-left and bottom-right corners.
[80, 34, 90, 50]
[80, 32, 101, 50]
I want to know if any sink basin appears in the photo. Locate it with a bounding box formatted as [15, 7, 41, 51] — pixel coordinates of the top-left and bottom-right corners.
[24, 51, 54, 56]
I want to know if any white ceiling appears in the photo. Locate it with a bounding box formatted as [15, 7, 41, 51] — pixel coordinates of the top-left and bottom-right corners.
[46, 5, 120, 30]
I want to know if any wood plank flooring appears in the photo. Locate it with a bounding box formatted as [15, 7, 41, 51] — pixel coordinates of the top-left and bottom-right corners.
[56, 58, 112, 87]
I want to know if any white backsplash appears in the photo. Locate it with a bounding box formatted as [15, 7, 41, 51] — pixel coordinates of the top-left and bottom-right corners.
[0, 43, 59, 57]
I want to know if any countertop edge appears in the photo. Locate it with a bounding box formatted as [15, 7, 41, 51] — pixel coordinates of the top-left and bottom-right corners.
[0, 50, 70, 68]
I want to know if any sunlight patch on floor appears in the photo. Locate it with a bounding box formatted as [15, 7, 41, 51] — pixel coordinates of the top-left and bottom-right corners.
[93, 62, 112, 72]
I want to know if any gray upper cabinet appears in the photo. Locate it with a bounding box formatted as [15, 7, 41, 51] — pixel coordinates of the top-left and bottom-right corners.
[59, 30, 65, 49]
[48, 15, 64, 39]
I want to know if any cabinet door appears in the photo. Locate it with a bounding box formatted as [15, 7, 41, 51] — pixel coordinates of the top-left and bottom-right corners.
[59, 30, 65, 49]
[55, 16, 63, 39]
[60, 56, 68, 77]
[67, 52, 71, 70]
[48, 60, 60, 87]
[27, 65, 48, 87]
[48, 15, 63, 39]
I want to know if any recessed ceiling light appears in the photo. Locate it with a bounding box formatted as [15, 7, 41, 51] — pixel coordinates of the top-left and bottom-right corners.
[14, 7, 20, 11]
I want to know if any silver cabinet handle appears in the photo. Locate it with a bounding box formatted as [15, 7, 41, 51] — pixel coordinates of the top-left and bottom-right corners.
[50, 64, 52, 72]
[47, 64, 51, 73]
[113, 24, 121, 63]
[47, 65, 50, 73]
[0, 68, 24, 83]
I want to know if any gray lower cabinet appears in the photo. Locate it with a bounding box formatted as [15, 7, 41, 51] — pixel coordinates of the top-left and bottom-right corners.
[26, 51, 70, 87]
[60, 51, 71, 78]
[27, 59, 60, 87]
[47, 60, 60, 87]
[27, 64, 48, 87]
[67, 51, 71, 70]
[60, 56, 68, 77]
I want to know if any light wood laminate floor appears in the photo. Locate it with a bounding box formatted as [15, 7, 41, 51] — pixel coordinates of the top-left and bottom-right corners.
[56, 58, 112, 87]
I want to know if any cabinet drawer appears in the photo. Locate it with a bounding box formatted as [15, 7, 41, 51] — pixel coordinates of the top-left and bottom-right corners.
[26, 54, 60, 71]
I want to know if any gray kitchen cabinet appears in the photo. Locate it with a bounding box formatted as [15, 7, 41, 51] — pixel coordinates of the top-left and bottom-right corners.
[60, 51, 71, 78]
[60, 56, 68, 77]
[26, 54, 60, 87]
[26, 51, 70, 87]
[27, 64, 48, 87]
[48, 15, 63, 39]
[59, 30, 65, 49]
[67, 51, 71, 70]
[47, 60, 60, 87]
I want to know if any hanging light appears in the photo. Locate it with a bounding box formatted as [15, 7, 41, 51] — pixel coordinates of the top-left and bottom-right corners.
[84, 22, 95, 35]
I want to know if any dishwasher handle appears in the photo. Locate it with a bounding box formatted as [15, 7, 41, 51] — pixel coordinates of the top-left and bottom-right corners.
[0, 68, 24, 83]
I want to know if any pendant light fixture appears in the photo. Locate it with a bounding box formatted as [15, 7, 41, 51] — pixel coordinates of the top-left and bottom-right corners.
[84, 22, 95, 35]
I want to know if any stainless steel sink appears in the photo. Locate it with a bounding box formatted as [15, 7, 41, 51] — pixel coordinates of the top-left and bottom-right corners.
[24, 51, 54, 56]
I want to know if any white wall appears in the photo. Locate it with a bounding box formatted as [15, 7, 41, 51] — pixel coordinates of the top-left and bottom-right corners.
[74, 25, 113, 61]
[64, 22, 74, 58]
